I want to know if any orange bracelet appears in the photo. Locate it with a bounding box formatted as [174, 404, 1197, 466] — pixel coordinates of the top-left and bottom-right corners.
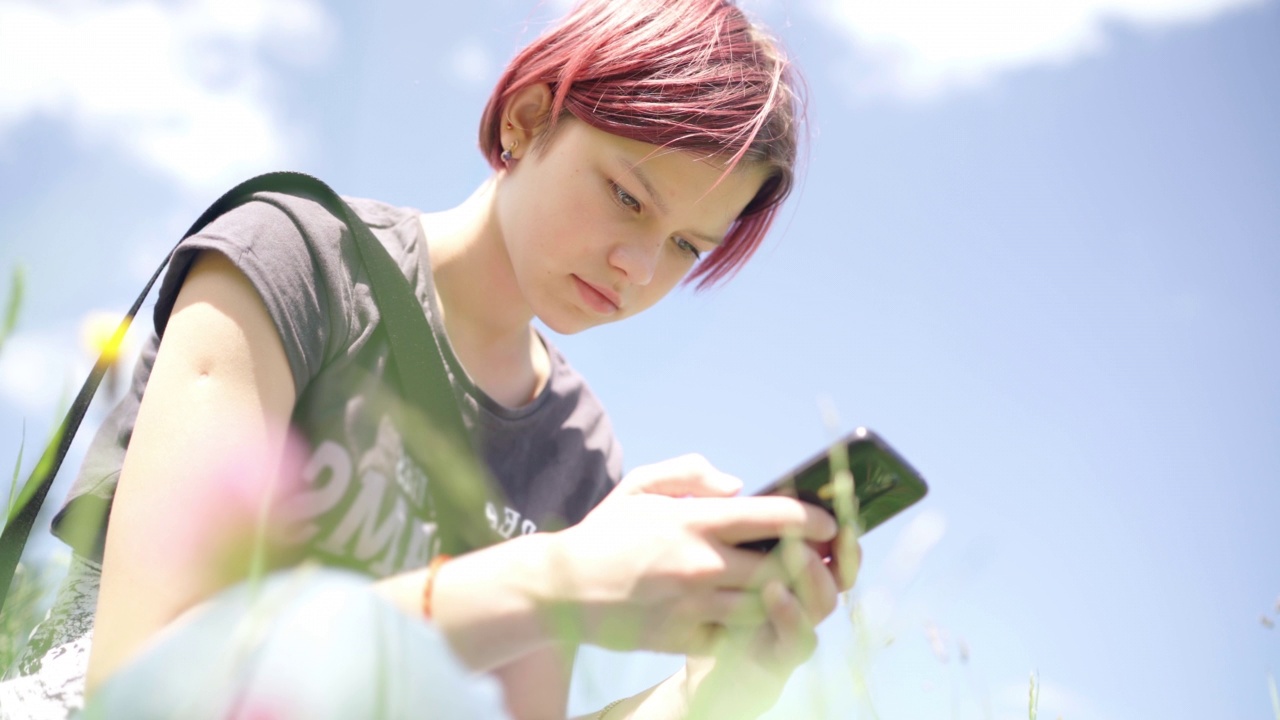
[421, 553, 453, 620]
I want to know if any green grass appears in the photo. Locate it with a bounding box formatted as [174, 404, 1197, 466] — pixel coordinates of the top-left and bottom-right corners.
[1028, 671, 1039, 720]
[0, 264, 22, 356]
[0, 264, 40, 674]
[0, 560, 55, 673]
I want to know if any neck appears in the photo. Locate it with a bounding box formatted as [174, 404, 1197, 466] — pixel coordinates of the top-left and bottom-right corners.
[420, 176, 549, 408]
[421, 176, 532, 349]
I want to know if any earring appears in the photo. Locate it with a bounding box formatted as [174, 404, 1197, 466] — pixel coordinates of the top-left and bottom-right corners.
[501, 139, 518, 166]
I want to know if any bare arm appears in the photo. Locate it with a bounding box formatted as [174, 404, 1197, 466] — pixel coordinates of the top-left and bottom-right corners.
[373, 459, 839, 675]
[87, 251, 846, 710]
[87, 251, 571, 694]
[493, 643, 576, 720]
[85, 252, 572, 691]
[88, 250, 571, 691]
[87, 250, 298, 691]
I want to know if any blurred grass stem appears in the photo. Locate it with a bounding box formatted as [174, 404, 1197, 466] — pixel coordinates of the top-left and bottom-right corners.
[0, 264, 24, 355]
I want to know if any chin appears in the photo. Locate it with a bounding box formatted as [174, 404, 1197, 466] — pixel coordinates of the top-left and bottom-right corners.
[536, 312, 598, 336]
[534, 298, 616, 335]
[530, 282, 630, 335]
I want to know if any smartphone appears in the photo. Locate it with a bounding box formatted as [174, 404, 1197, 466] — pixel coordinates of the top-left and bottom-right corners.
[740, 427, 929, 553]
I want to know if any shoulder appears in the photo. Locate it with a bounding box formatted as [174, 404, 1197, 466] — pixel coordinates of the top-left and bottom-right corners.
[153, 189, 426, 393]
[341, 196, 432, 288]
[211, 192, 424, 255]
[174, 189, 429, 311]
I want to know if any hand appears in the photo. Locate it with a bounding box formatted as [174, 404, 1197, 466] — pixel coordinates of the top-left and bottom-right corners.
[538, 454, 839, 654]
[683, 534, 862, 720]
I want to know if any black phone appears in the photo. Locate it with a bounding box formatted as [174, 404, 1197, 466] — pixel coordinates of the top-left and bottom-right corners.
[739, 427, 929, 553]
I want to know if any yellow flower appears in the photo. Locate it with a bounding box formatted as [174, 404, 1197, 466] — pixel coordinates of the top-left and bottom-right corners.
[81, 311, 129, 365]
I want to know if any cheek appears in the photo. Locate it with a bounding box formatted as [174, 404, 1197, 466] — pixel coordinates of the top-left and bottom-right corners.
[518, 172, 611, 255]
[561, 176, 625, 238]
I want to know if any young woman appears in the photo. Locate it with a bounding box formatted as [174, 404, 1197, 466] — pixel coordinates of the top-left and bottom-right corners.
[2, 1, 859, 718]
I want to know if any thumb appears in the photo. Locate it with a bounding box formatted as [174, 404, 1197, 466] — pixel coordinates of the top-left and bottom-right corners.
[619, 454, 743, 498]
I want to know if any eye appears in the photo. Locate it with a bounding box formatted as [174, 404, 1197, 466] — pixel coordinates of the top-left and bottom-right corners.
[609, 181, 642, 213]
[673, 236, 702, 261]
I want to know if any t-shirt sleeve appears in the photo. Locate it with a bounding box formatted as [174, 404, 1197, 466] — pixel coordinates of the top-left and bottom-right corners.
[153, 192, 358, 395]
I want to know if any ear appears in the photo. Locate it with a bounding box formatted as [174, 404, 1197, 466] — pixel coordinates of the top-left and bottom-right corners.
[500, 83, 554, 161]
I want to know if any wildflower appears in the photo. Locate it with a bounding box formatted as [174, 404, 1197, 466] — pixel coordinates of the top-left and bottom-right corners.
[81, 311, 129, 365]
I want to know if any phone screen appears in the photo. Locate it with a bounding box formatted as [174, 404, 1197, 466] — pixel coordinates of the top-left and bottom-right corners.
[741, 428, 928, 552]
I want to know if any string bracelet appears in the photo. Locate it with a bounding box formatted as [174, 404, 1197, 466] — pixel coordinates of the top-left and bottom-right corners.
[421, 553, 453, 620]
[597, 698, 625, 719]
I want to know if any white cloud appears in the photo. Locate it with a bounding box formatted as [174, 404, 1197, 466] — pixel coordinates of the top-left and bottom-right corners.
[807, 0, 1272, 101]
[447, 38, 496, 89]
[0, 0, 334, 192]
[1, 307, 149, 418]
[0, 331, 84, 419]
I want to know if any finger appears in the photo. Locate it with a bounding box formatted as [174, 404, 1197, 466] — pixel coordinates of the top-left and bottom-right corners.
[617, 454, 742, 498]
[771, 540, 834, 624]
[716, 537, 839, 595]
[776, 534, 814, 580]
[790, 545, 839, 624]
[701, 497, 838, 546]
[712, 544, 789, 589]
[700, 589, 767, 628]
[808, 537, 834, 562]
[761, 581, 817, 667]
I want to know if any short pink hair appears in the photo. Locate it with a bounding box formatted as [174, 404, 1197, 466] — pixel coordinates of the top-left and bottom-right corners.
[479, 0, 804, 289]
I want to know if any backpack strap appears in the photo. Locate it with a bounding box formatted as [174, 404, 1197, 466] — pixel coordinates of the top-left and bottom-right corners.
[0, 172, 495, 614]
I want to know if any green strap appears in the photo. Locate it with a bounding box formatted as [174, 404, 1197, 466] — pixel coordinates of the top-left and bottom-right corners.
[0, 171, 496, 615]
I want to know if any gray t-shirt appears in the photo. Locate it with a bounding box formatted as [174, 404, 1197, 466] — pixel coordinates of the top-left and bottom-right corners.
[52, 191, 622, 578]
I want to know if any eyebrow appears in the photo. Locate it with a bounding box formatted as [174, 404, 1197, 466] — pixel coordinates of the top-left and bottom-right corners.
[624, 159, 725, 247]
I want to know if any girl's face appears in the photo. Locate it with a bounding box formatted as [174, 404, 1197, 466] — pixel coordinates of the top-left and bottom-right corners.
[496, 118, 769, 335]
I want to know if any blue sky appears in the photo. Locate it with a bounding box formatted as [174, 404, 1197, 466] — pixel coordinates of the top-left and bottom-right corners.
[1, 0, 1277, 718]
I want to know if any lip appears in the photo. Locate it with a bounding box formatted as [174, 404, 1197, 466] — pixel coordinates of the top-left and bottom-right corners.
[573, 275, 621, 315]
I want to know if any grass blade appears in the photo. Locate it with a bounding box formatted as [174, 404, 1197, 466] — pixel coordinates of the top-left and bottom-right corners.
[5, 417, 67, 528]
[0, 264, 23, 355]
[7, 423, 25, 523]
[1028, 671, 1039, 720]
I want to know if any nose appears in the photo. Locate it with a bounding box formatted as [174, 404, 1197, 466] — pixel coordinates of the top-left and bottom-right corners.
[608, 233, 663, 286]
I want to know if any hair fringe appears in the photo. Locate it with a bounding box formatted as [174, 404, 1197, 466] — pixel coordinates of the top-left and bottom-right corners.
[480, 0, 805, 289]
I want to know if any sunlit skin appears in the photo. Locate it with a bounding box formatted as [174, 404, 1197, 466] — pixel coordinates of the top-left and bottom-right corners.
[83, 83, 855, 720]
[496, 116, 768, 333]
[421, 84, 769, 408]
[386, 85, 849, 719]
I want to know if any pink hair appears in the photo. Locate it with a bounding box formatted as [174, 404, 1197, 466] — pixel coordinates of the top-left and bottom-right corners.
[479, 0, 804, 289]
